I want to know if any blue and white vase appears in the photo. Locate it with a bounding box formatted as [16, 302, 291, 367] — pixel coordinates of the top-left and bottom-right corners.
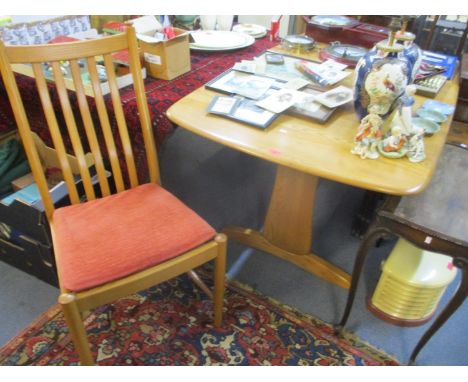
[396, 30, 422, 83]
[354, 39, 411, 120]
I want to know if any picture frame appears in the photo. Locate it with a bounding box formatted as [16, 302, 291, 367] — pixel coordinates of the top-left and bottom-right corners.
[286, 88, 337, 123]
[205, 69, 283, 99]
[207, 95, 279, 129]
[254, 51, 321, 83]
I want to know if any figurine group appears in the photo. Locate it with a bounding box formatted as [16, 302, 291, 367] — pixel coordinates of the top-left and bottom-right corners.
[352, 16, 425, 163]
[352, 85, 426, 163]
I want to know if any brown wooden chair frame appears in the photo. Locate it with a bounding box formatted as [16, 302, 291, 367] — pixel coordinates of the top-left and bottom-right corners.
[0, 26, 226, 365]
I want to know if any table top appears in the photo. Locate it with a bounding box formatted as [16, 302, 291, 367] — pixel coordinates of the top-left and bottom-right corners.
[167, 44, 460, 196]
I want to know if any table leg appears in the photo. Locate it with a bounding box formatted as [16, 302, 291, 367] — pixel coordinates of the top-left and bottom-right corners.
[223, 165, 351, 289]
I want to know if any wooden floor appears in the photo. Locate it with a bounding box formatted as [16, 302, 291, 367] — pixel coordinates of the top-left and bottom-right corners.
[447, 120, 468, 146]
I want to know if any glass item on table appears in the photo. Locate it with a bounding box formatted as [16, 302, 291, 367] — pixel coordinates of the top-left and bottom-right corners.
[319, 43, 368, 67]
[281, 35, 315, 53]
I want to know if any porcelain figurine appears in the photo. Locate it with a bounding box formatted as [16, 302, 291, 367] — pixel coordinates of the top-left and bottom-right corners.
[378, 125, 408, 158]
[354, 20, 410, 121]
[395, 17, 422, 83]
[407, 126, 426, 163]
[390, 84, 417, 136]
[351, 113, 384, 159]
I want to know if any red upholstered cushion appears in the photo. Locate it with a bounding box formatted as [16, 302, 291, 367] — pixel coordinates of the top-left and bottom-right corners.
[53, 183, 216, 292]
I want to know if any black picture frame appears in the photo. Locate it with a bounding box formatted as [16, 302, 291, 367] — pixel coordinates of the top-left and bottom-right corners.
[285, 88, 337, 123]
[205, 69, 284, 99]
[207, 95, 279, 129]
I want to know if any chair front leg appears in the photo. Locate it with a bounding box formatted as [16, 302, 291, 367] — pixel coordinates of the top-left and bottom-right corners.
[213, 234, 227, 327]
[58, 293, 94, 366]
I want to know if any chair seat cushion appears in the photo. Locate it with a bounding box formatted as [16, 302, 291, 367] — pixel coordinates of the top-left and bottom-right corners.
[52, 183, 216, 292]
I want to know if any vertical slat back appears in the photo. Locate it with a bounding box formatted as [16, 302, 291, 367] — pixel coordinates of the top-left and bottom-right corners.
[0, 27, 160, 223]
[126, 27, 161, 185]
[51, 61, 96, 202]
[0, 43, 55, 220]
[32, 63, 81, 205]
[86, 56, 125, 193]
[68, 59, 111, 197]
[103, 53, 139, 187]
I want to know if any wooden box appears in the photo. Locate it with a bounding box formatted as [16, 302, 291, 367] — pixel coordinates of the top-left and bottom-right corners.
[304, 16, 388, 49]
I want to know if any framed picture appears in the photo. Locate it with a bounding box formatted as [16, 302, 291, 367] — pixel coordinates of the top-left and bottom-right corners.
[205, 69, 284, 99]
[286, 88, 337, 123]
[207, 95, 278, 129]
[254, 51, 321, 82]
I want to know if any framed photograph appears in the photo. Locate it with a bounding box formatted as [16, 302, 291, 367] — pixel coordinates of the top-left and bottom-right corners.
[205, 69, 281, 99]
[254, 51, 321, 82]
[254, 51, 351, 91]
[313, 86, 353, 108]
[286, 88, 337, 123]
[207, 95, 278, 129]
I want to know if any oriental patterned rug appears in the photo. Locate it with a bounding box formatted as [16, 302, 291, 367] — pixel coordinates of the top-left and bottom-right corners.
[0, 273, 398, 366]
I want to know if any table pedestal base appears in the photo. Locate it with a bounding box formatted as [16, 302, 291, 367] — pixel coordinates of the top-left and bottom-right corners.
[223, 164, 351, 289]
[223, 226, 351, 289]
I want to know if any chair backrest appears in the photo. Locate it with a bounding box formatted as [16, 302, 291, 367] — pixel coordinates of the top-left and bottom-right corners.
[0, 26, 160, 221]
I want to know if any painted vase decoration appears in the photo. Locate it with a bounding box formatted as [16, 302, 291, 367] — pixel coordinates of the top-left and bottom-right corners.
[395, 17, 422, 82]
[354, 25, 410, 121]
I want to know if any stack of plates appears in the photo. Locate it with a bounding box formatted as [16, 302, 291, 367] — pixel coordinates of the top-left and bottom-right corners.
[190, 31, 255, 51]
[232, 23, 267, 38]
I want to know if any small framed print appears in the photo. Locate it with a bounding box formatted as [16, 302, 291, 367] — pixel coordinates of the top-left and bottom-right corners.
[207, 95, 278, 129]
[231, 97, 278, 128]
[207, 96, 240, 115]
[286, 88, 336, 123]
[205, 69, 283, 99]
[314, 86, 353, 108]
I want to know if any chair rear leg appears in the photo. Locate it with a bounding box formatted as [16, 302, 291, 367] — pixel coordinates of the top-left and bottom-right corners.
[58, 293, 94, 365]
[213, 234, 227, 327]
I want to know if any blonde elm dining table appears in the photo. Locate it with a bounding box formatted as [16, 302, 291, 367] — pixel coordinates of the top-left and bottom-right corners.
[166, 44, 460, 289]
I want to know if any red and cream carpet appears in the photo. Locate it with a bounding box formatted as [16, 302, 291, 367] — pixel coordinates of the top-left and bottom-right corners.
[0, 273, 398, 366]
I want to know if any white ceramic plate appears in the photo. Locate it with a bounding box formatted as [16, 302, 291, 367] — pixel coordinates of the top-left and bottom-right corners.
[190, 31, 255, 51]
[232, 23, 267, 38]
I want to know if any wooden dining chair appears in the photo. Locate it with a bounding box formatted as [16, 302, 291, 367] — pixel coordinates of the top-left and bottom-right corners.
[0, 26, 227, 365]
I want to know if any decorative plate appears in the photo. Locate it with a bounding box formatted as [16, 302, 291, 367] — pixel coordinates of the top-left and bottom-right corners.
[309, 15, 358, 29]
[421, 100, 455, 115]
[232, 23, 267, 38]
[416, 108, 447, 123]
[412, 117, 441, 136]
[189, 31, 255, 51]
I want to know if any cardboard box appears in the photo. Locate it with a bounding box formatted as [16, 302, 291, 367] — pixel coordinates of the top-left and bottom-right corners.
[11, 172, 35, 191]
[130, 16, 191, 80]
